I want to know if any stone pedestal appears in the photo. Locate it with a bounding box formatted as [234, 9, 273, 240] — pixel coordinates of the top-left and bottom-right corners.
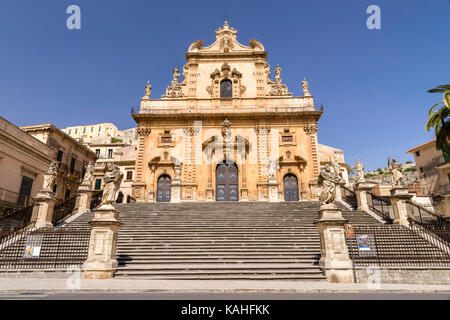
[170, 179, 182, 203]
[206, 188, 214, 201]
[240, 188, 249, 201]
[443, 194, 450, 217]
[83, 205, 122, 279]
[390, 186, 413, 225]
[314, 204, 354, 283]
[132, 182, 146, 203]
[74, 186, 93, 214]
[335, 182, 345, 202]
[33, 190, 56, 228]
[354, 181, 373, 212]
[268, 178, 279, 202]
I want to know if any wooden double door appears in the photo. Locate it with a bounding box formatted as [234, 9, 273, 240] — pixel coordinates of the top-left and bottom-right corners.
[283, 174, 299, 201]
[216, 161, 238, 201]
[156, 174, 171, 202]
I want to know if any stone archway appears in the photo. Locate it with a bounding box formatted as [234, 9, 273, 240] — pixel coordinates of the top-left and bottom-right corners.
[283, 174, 299, 201]
[216, 161, 238, 201]
[156, 174, 171, 202]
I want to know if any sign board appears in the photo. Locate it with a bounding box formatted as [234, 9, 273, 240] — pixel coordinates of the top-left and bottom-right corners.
[23, 235, 44, 258]
[345, 224, 354, 238]
[356, 234, 377, 257]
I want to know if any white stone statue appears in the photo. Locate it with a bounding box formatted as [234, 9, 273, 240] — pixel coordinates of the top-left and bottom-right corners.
[317, 165, 342, 205]
[275, 65, 281, 80]
[301, 78, 311, 96]
[172, 66, 180, 82]
[267, 159, 279, 179]
[101, 163, 124, 206]
[388, 157, 404, 187]
[174, 164, 182, 181]
[354, 159, 365, 183]
[330, 156, 342, 181]
[82, 161, 95, 186]
[42, 161, 58, 191]
[143, 81, 151, 98]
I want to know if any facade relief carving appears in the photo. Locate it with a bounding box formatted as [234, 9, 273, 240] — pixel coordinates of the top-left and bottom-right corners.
[162, 66, 185, 98]
[206, 62, 246, 98]
[268, 65, 291, 97]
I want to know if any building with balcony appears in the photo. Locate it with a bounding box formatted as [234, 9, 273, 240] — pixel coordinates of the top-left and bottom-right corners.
[407, 139, 450, 216]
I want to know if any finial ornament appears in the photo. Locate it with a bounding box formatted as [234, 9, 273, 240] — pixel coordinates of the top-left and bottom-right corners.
[301, 77, 311, 97]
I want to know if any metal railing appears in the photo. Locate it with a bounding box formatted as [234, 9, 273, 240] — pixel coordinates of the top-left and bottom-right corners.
[406, 201, 441, 225]
[52, 196, 77, 225]
[346, 224, 450, 267]
[367, 192, 393, 223]
[0, 227, 90, 269]
[0, 205, 34, 242]
[341, 186, 358, 210]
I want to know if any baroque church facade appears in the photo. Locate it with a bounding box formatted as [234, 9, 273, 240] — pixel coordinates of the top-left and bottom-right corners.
[132, 22, 323, 203]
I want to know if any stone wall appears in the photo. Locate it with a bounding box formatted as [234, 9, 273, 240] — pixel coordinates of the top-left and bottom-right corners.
[356, 267, 450, 285]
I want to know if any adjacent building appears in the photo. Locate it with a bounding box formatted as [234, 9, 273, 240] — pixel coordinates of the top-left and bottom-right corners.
[407, 139, 450, 215]
[62, 123, 136, 144]
[20, 124, 97, 202]
[0, 117, 54, 214]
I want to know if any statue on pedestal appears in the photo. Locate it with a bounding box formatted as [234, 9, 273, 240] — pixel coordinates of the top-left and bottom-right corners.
[174, 164, 182, 181]
[301, 78, 311, 97]
[142, 81, 152, 99]
[82, 161, 95, 187]
[317, 165, 342, 205]
[100, 163, 124, 206]
[354, 159, 365, 183]
[267, 159, 279, 180]
[42, 161, 58, 192]
[388, 157, 404, 187]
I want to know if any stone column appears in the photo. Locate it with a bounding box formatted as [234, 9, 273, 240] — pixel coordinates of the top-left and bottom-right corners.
[268, 177, 279, 202]
[390, 186, 413, 225]
[33, 190, 57, 228]
[83, 204, 122, 279]
[354, 181, 373, 212]
[314, 204, 354, 283]
[74, 186, 93, 214]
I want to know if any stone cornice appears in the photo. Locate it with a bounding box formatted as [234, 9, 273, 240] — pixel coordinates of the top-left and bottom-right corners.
[133, 110, 322, 122]
[0, 129, 54, 164]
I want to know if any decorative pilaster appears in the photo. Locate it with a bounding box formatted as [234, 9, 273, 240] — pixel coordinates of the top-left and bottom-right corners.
[304, 124, 319, 176]
[132, 126, 150, 202]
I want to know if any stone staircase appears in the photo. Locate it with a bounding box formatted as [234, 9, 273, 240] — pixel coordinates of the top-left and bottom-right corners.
[67, 201, 380, 280]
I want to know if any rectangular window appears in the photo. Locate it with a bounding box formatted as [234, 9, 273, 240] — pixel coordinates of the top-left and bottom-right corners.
[70, 157, 76, 174]
[68, 129, 71, 134]
[83, 128, 86, 133]
[99, 126, 101, 132]
[419, 167, 424, 173]
[95, 149, 100, 157]
[94, 179, 102, 190]
[161, 136, 172, 144]
[416, 151, 420, 157]
[108, 149, 113, 158]
[75, 129, 77, 134]
[91, 127, 94, 132]
[64, 189, 71, 200]
[17, 176, 33, 206]
[282, 135, 293, 143]
[57, 150, 63, 162]
[126, 171, 133, 180]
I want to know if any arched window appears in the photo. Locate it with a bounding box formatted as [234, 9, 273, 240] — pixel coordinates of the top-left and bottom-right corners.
[220, 80, 232, 98]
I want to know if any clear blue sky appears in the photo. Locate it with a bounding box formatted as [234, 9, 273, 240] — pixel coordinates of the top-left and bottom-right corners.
[0, 0, 449, 171]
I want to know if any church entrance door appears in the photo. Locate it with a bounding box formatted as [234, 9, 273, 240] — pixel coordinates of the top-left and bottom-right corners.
[216, 161, 238, 201]
[157, 174, 171, 202]
[284, 174, 299, 201]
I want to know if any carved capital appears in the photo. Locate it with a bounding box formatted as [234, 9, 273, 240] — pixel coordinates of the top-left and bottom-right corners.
[303, 125, 317, 135]
[137, 127, 151, 136]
